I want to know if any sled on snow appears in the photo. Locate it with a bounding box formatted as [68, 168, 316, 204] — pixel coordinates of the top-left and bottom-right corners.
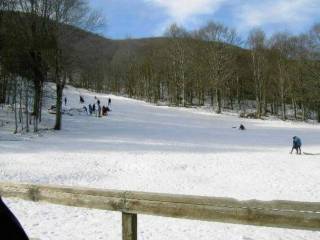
[303, 152, 320, 155]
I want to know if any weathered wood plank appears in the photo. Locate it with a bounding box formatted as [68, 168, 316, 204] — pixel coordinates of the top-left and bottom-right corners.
[0, 182, 319, 231]
[125, 191, 320, 212]
[0, 182, 125, 211]
[122, 213, 137, 240]
[124, 199, 320, 231]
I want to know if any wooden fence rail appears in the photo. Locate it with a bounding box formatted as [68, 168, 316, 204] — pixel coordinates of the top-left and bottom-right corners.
[0, 182, 320, 240]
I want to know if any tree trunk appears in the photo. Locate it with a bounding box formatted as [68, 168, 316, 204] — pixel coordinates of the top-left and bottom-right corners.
[13, 77, 18, 134]
[210, 89, 214, 106]
[39, 81, 43, 123]
[302, 104, 306, 121]
[256, 95, 261, 118]
[282, 100, 286, 120]
[54, 82, 64, 130]
[229, 96, 234, 110]
[263, 95, 267, 116]
[216, 88, 222, 114]
[292, 98, 297, 120]
[0, 74, 7, 104]
[25, 81, 29, 132]
[33, 81, 41, 132]
[19, 83, 23, 130]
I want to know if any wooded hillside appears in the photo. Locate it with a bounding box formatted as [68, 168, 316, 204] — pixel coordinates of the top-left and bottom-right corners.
[1, 1, 320, 135]
[70, 24, 320, 122]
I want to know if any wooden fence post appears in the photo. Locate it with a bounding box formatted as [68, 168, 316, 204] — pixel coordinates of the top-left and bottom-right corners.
[122, 212, 137, 240]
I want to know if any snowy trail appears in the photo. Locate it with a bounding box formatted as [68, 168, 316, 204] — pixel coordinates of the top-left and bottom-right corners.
[0, 85, 320, 240]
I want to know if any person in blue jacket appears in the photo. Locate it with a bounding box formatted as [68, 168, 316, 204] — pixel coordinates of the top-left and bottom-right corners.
[290, 136, 302, 154]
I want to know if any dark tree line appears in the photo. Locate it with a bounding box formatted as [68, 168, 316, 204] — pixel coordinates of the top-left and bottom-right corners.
[0, 0, 103, 132]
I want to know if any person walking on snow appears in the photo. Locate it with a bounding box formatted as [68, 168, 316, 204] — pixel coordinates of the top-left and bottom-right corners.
[290, 136, 302, 154]
[108, 98, 111, 107]
[64, 97, 67, 106]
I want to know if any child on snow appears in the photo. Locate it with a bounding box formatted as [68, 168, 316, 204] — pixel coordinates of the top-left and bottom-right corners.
[239, 124, 245, 130]
[102, 106, 107, 116]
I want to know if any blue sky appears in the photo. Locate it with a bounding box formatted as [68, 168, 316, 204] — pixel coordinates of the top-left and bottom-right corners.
[90, 0, 320, 39]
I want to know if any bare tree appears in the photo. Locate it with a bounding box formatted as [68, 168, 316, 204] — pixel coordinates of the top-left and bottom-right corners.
[48, 0, 104, 130]
[165, 24, 190, 106]
[248, 29, 267, 118]
[269, 32, 293, 120]
[197, 22, 239, 113]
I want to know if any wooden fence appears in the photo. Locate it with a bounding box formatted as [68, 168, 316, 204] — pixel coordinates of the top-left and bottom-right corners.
[0, 182, 319, 240]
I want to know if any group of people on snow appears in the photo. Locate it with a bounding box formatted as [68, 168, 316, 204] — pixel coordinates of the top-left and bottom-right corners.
[80, 95, 111, 117]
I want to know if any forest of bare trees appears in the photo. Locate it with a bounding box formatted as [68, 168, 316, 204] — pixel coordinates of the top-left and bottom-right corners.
[0, 0, 103, 132]
[81, 22, 319, 122]
[1, 0, 320, 135]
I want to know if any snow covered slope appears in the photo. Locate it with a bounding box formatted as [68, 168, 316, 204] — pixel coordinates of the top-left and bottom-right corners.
[0, 85, 319, 240]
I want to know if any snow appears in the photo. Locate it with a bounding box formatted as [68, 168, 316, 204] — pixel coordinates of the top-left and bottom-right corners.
[0, 85, 320, 240]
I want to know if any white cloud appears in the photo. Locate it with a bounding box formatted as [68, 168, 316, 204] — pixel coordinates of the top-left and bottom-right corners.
[143, 0, 320, 36]
[145, 0, 226, 23]
[237, 0, 320, 29]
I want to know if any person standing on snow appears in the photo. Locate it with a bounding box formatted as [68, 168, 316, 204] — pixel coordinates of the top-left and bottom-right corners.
[88, 104, 93, 115]
[97, 103, 101, 117]
[80, 95, 84, 104]
[64, 97, 67, 106]
[108, 98, 111, 107]
[290, 136, 302, 154]
[83, 105, 88, 114]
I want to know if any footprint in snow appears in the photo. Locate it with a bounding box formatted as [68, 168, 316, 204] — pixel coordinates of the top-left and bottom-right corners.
[241, 237, 255, 240]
